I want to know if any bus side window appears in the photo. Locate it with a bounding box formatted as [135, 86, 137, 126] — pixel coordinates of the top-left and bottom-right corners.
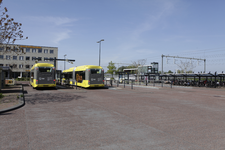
[31, 72, 34, 78]
[76, 71, 85, 83]
[81, 71, 85, 82]
[69, 72, 72, 79]
[76, 72, 82, 83]
[76, 73, 79, 82]
[30, 71, 34, 81]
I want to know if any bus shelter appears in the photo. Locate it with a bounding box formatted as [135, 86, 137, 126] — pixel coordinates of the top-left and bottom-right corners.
[117, 72, 130, 83]
[159, 72, 225, 87]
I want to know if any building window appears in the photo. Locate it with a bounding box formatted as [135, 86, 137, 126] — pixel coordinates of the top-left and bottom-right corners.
[19, 56, 24, 60]
[6, 47, 11, 52]
[49, 57, 54, 61]
[38, 49, 42, 53]
[38, 57, 42, 61]
[44, 57, 48, 61]
[19, 48, 24, 53]
[19, 64, 23, 68]
[50, 50, 54, 54]
[32, 57, 36, 61]
[26, 56, 30, 61]
[0, 64, 3, 66]
[26, 48, 30, 53]
[25, 65, 30, 69]
[5, 64, 9, 67]
[44, 49, 48, 53]
[14, 48, 18, 52]
[6, 55, 10, 60]
[13, 56, 17, 60]
[32, 49, 36, 53]
[0, 55, 3, 59]
[0, 47, 3, 51]
[13, 64, 17, 68]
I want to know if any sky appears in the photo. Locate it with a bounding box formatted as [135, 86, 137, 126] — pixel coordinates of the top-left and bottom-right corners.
[2, 0, 225, 73]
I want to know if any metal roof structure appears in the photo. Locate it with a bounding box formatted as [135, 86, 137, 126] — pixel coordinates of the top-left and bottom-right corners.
[159, 72, 225, 78]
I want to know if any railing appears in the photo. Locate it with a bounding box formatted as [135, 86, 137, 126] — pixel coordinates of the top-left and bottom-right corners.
[104, 79, 225, 89]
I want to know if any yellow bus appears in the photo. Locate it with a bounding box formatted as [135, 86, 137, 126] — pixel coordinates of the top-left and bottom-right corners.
[62, 65, 104, 88]
[30, 63, 56, 88]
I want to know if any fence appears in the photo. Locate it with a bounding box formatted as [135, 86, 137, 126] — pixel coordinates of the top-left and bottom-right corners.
[104, 78, 225, 89]
[105, 72, 225, 89]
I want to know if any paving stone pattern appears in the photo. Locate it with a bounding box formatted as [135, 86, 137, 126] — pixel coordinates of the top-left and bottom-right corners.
[1, 84, 225, 149]
[0, 85, 23, 111]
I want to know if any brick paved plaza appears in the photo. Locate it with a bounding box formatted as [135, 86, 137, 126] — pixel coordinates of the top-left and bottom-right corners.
[1, 84, 225, 150]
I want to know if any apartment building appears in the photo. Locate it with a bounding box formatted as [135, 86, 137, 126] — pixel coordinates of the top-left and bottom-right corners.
[0, 44, 58, 78]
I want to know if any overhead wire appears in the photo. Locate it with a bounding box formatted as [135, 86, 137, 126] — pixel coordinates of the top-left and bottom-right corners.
[113, 46, 225, 72]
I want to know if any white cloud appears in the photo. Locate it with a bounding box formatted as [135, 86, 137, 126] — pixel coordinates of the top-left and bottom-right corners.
[132, 1, 176, 39]
[114, 0, 177, 61]
[52, 30, 72, 44]
[27, 16, 77, 26]
[24, 16, 77, 44]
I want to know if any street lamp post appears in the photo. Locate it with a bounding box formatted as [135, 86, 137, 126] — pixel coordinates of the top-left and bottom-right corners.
[64, 54, 67, 70]
[97, 39, 104, 66]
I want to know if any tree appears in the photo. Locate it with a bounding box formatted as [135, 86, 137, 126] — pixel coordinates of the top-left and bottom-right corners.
[116, 66, 127, 73]
[107, 61, 116, 76]
[167, 70, 173, 74]
[177, 69, 183, 74]
[131, 59, 147, 68]
[176, 69, 193, 74]
[176, 60, 195, 73]
[0, 0, 28, 54]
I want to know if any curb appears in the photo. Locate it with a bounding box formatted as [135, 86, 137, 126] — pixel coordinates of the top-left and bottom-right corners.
[0, 85, 25, 114]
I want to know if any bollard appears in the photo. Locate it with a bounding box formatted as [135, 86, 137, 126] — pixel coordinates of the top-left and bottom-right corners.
[131, 80, 133, 89]
[117, 80, 119, 87]
[153, 79, 155, 87]
[146, 80, 147, 86]
[124, 80, 125, 88]
[161, 81, 163, 87]
[110, 80, 112, 86]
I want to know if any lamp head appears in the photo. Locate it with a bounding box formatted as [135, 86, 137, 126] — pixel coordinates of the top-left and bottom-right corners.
[97, 39, 104, 43]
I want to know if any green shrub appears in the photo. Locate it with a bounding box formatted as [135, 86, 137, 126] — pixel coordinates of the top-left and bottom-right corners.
[16, 77, 30, 81]
[0, 93, 4, 99]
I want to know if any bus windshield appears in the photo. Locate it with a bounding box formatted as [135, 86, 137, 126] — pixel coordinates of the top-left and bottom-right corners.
[39, 67, 53, 72]
[90, 69, 102, 74]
